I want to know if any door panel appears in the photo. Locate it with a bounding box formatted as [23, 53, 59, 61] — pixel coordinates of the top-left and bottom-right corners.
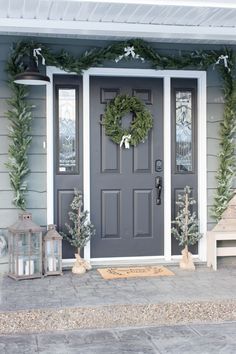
[53, 75, 83, 258]
[90, 77, 164, 258]
[171, 78, 198, 255]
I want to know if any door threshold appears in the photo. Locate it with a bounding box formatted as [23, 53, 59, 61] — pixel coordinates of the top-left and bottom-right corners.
[62, 255, 204, 268]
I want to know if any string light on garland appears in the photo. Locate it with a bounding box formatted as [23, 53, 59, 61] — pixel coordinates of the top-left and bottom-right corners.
[5, 39, 236, 221]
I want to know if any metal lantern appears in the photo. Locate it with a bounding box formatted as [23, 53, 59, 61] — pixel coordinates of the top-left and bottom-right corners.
[8, 213, 43, 280]
[14, 52, 50, 85]
[43, 225, 62, 276]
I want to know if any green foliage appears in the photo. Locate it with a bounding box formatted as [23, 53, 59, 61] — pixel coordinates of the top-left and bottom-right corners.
[102, 94, 153, 146]
[171, 186, 202, 247]
[61, 190, 95, 249]
[5, 47, 34, 209]
[5, 39, 236, 217]
[211, 60, 236, 221]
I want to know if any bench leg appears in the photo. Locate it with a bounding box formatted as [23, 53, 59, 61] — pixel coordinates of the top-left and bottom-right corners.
[212, 239, 217, 270]
[207, 233, 213, 267]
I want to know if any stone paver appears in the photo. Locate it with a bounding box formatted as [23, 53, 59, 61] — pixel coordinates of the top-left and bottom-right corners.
[0, 266, 236, 311]
[0, 322, 236, 354]
[0, 265, 236, 352]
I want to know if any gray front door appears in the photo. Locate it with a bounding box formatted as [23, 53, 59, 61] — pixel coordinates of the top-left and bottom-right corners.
[90, 77, 164, 258]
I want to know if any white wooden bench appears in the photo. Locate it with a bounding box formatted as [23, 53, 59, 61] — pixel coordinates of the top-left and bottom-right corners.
[207, 231, 236, 270]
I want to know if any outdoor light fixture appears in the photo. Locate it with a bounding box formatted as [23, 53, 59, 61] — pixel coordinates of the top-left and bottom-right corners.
[14, 49, 50, 85]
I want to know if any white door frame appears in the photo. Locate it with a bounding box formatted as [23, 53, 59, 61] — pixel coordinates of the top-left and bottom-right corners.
[46, 67, 207, 265]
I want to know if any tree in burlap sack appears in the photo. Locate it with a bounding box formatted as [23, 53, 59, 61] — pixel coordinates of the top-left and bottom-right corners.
[62, 190, 95, 274]
[171, 186, 202, 270]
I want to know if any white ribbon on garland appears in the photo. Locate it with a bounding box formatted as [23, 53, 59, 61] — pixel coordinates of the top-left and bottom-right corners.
[115, 46, 144, 63]
[120, 134, 132, 149]
[33, 48, 46, 66]
[215, 54, 230, 72]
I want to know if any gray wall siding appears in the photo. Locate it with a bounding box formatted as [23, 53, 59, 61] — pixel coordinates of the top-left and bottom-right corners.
[0, 35, 230, 271]
[0, 55, 47, 230]
[206, 70, 225, 231]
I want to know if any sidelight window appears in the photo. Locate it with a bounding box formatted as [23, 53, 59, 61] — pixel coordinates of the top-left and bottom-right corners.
[175, 90, 193, 173]
[56, 88, 78, 173]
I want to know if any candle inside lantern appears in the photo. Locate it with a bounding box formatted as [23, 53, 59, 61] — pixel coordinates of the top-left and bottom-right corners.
[48, 256, 56, 272]
[25, 260, 34, 275]
[17, 257, 24, 276]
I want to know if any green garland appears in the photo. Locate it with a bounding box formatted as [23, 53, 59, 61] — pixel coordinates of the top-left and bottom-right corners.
[102, 94, 153, 147]
[5, 44, 34, 210]
[5, 39, 236, 220]
[212, 63, 236, 221]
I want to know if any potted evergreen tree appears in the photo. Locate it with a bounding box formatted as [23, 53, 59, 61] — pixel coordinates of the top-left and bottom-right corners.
[171, 186, 202, 270]
[62, 190, 95, 274]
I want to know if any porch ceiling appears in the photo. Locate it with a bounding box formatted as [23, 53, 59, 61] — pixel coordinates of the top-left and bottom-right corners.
[1, 0, 236, 44]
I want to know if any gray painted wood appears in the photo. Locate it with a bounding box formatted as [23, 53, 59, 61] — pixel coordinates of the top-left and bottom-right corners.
[28, 155, 46, 172]
[171, 79, 198, 255]
[207, 86, 225, 104]
[207, 121, 221, 138]
[53, 75, 83, 259]
[90, 76, 164, 258]
[207, 103, 224, 122]
[207, 155, 218, 172]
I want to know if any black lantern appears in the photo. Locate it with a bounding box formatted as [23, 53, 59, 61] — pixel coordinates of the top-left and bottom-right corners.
[14, 52, 50, 85]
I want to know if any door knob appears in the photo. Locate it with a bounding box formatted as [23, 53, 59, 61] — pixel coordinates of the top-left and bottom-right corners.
[155, 176, 162, 205]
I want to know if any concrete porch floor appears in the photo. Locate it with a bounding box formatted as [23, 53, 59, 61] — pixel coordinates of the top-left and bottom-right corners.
[0, 264, 236, 353]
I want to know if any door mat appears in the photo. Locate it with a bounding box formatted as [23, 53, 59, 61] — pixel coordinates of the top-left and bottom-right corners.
[97, 266, 175, 280]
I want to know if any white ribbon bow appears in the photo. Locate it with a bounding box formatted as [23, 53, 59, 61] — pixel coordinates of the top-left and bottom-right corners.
[33, 48, 46, 66]
[215, 55, 230, 72]
[124, 46, 136, 58]
[115, 46, 144, 63]
[120, 134, 131, 149]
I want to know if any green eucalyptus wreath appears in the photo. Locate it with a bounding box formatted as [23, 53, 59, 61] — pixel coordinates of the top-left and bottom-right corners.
[102, 94, 153, 148]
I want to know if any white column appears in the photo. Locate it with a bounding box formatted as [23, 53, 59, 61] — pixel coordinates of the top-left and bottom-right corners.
[164, 76, 172, 261]
[83, 71, 91, 261]
[198, 72, 207, 261]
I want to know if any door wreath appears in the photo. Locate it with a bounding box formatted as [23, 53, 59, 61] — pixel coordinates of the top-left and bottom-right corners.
[102, 94, 153, 148]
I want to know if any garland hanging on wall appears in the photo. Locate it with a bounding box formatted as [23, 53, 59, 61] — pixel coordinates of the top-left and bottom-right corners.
[5, 46, 34, 210]
[102, 94, 153, 148]
[5, 39, 236, 220]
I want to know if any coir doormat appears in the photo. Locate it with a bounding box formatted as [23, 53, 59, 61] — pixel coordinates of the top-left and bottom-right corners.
[97, 266, 175, 280]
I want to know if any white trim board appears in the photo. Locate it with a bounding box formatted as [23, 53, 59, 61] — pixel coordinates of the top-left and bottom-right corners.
[46, 67, 207, 264]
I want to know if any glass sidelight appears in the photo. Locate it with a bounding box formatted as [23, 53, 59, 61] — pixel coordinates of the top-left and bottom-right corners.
[171, 79, 198, 256]
[175, 90, 193, 173]
[56, 87, 78, 173]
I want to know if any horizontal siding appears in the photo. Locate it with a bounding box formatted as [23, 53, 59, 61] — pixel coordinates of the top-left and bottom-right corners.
[0, 35, 231, 263]
[0, 209, 47, 229]
[206, 78, 224, 231]
[207, 103, 224, 122]
[0, 36, 48, 253]
[28, 155, 46, 172]
[207, 86, 224, 104]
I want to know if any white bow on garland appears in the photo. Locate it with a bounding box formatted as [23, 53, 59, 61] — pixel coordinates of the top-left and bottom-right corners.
[120, 134, 132, 149]
[215, 54, 230, 72]
[33, 48, 46, 66]
[115, 46, 144, 63]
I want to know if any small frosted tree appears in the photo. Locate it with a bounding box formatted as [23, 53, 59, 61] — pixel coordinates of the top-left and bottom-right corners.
[62, 189, 95, 255]
[171, 186, 202, 257]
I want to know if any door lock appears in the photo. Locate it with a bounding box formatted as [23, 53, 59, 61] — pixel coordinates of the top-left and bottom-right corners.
[155, 176, 162, 205]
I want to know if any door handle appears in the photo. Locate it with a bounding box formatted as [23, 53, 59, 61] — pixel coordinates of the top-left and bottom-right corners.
[155, 176, 162, 205]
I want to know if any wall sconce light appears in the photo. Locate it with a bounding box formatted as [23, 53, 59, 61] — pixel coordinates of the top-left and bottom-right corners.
[14, 48, 50, 85]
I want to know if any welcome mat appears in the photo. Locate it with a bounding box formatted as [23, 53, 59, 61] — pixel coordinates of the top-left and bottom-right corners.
[97, 266, 175, 280]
